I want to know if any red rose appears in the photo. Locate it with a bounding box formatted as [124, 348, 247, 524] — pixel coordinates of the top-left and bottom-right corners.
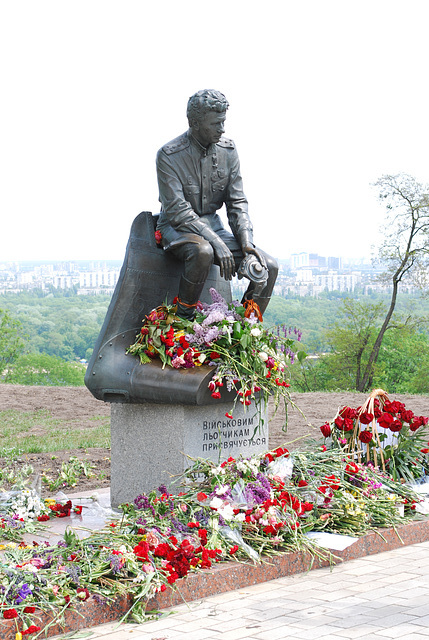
[334, 416, 344, 429]
[211, 391, 221, 399]
[378, 412, 394, 429]
[384, 400, 405, 415]
[401, 409, 415, 423]
[197, 492, 208, 502]
[389, 419, 403, 432]
[340, 406, 358, 420]
[359, 430, 373, 444]
[320, 423, 331, 438]
[359, 412, 374, 425]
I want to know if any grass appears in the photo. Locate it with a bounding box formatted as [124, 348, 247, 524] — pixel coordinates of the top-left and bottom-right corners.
[0, 409, 110, 454]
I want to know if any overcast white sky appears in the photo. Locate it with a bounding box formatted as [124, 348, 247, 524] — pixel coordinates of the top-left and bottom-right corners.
[1, 0, 428, 262]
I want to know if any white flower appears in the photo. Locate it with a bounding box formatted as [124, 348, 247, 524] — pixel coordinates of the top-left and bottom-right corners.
[210, 465, 226, 476]
[234, 513, 246, 522]
[215, 485, 229, 496]
[258, 351, 268, 362]
[220, 504, 235, 521]
[210, 496, 223, 510]
[250, 327, 261, 337]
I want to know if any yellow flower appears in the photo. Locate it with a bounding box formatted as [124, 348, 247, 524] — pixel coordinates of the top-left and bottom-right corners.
[16, 633, 23, 640]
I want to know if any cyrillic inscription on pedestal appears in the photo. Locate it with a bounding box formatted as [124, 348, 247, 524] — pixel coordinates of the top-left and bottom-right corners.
[110, 401, 269, 508]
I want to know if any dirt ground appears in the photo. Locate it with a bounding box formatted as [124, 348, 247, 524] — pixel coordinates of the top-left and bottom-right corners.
[0, 384, 428, 497]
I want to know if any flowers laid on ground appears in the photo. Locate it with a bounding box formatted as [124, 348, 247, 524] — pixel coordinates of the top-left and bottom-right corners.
[0, 443, 423, 636]
[318, 389, 429, 482]
[127, 288, 306, 417]
[0, 489, 83, 542]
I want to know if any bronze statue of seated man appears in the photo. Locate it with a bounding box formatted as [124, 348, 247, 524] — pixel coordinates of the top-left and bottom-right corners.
[156, 89, 278, 320]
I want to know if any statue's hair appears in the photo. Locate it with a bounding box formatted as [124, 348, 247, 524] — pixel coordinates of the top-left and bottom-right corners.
[187, 90, 229, 126]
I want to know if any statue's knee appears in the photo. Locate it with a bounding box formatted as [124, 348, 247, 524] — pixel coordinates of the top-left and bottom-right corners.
[265, 254, 278, 278]
[191, 241, 214, 270]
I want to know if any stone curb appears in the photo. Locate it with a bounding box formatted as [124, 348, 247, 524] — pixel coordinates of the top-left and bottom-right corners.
[2, 518, 428, 639]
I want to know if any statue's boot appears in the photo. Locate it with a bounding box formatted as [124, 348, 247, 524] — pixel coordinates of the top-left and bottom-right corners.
[176, 275, 206, 320]
[84, 212, 234, 405]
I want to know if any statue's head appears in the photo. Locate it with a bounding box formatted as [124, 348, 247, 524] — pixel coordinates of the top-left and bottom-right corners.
[187, 90, 229, 147]
[187, 90, 229, 127]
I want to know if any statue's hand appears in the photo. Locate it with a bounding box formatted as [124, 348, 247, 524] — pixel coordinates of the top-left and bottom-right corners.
[212, 238, 236, 280]
[242, 244, 267, 269]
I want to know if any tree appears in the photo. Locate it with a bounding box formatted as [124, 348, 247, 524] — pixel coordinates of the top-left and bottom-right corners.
[0, 308, 27, 376]
[375, 328, 429, 394]
[356, 174, 429, 391]
[323, 298, 386, 390]
[4, 353, 86, 386]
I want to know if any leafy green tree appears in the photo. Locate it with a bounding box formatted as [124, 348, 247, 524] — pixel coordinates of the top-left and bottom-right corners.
[374, 328, 429, 394]
[0, 308, 27, 376]
[322, 299, 386, 390]
[5, 353, 86, 386]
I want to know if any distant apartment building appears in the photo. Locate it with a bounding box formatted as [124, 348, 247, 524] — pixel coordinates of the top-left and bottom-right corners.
[78, 269, 120, 293]
[314, 271, 361, 292]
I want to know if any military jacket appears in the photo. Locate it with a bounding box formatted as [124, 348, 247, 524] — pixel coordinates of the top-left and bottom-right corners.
[156, 130, 253, 250]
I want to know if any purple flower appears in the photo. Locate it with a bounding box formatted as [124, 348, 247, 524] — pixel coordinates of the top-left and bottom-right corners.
[16, 583, 32, 604]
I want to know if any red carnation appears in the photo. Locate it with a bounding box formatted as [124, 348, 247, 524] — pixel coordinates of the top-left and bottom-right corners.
[22, 626, 42, 636]
[3, 608, 18, 619]
[345, 461, 359, 474]
[23, 606, 36, 614]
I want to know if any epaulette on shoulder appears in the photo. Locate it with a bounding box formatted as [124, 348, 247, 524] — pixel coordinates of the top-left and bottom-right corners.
[217, 137, 235, 149]
[162, 134, 190, 155]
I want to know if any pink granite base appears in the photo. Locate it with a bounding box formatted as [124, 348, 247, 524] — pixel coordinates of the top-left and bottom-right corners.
[2, 519, 428, 639]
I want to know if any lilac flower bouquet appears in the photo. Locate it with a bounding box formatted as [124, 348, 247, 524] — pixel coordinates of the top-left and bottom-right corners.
[128, 289, 306, 417]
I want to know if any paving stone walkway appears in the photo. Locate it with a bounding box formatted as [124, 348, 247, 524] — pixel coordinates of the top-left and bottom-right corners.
[54, 539, 429, 640]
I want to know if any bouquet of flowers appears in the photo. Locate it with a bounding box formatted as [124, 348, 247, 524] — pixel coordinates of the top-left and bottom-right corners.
[318, 389, 429, 482]
[0, 446, 421, 635]
[127, 288, 306, 417]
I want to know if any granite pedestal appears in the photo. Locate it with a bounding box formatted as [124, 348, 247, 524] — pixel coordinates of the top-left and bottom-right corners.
[110, 400, 268, 508]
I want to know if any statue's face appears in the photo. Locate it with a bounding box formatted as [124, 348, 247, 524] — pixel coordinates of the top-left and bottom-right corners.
[192, 111, 226, 147]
